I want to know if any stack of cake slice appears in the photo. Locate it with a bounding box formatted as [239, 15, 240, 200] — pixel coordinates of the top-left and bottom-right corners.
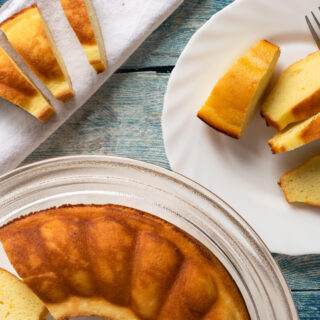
[0, 1, 107, 122]
[0, 5, 74, 103]
[262, 51, 320, 153]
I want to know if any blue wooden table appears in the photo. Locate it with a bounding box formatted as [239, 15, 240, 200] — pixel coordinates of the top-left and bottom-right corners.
[1, 0, 318, 318]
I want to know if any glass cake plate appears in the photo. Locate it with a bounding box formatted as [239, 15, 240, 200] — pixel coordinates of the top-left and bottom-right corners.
[0, 155, 298, 319]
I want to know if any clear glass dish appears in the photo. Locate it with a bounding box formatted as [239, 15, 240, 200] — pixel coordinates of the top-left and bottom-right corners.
[0, 155, 298, 320]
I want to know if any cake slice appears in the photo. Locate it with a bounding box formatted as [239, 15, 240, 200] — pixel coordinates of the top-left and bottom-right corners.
[0, 5, 74, 101]
[0, 268, 48, 320]
[262, 51, 320, 131]
[0, 46, 54, 121]
[268, 112, 320, 153]
[59, 0, 107, 73]
[197, 40, 280, 139]
[279, 155, 320, 206]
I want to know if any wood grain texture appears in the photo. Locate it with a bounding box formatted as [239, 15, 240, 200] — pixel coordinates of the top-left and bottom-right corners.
[0, 0, 318, 318]
[274, 254, 320, 290]
[24, 72, 170, 169]
[123, 0, 235, 68]
[292, 292, 320, 319]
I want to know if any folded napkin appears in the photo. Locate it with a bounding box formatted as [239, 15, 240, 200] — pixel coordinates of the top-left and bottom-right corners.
[0, 0, 183, 175]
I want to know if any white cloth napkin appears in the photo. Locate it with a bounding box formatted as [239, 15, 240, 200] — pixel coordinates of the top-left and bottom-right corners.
[0, 0, 183, 175]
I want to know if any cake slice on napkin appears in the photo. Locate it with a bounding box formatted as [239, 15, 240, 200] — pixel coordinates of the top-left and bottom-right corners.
[197, 40, 280, 139]
[0, 5, 74, 102]
[0, 45, 54, 121]
[261, 51, 320, 131]
[59, 0, 107, 73]
[0, 267, 48, 320]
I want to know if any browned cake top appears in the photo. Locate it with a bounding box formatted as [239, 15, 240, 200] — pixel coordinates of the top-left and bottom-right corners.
[59, 0, 96, 45]
[0, 46, 54, 122]
[0, 5, 74, 102]
[0, 204, 249, 320]
[0, 46, 37, 102]
[0, 5, 65, 81]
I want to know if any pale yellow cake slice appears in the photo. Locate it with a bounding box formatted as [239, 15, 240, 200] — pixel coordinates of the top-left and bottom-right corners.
[279, 155, 320, 206]
[60, 0, 107, 73]
[261, 51, 320, 131]
[0, 268, 48, 320]
[197, 40, 280, 139]
[0, 5, 74, 102]
[0, 46, 54, 121]
[268, 112, 320, 153]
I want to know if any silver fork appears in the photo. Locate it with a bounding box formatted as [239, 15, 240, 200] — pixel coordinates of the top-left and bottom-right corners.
[306, 9, 320, 49]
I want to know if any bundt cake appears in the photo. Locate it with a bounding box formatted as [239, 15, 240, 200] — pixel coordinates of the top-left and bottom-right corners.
[268, 112, 320, 153]
[0, 5, 74, 102]
[197, 40, 280, 139]
[59, 0, 107, 73]
[279, 155, 320, 206]
[0, 46, 54, 121]
[0, 267, 48, 320]
[0, 204, 249, 320]
[261, 51, 320, 131]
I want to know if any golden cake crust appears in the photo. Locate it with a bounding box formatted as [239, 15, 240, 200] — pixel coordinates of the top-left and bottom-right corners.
[299, 115, 320, 143]
[0, 204, 249, 320]
[0, 5, 74, 101]
[261, 51, 320, 131]
[262, 88, 320, 131]
[59, 0, 107, 73]
[0, 45, 54, 121]
[197, 40, 280, 139]
[268, 112, 320, 153]
[59, 0, 96, 45]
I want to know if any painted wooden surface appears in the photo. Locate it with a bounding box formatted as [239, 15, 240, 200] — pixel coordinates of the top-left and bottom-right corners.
[0, 0, 318, 318]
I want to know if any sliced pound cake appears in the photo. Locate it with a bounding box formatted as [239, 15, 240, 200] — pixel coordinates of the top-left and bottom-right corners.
[262, 51, 320, 131]
[268, 112, 320, 153]
[198, 40, 280, 139]
[0, 5, 74, 101]
[60, 0, 107, 73]
[280, 155, 320, 206]
[0, 268, 48, 320]
[0, 46, 54, 121]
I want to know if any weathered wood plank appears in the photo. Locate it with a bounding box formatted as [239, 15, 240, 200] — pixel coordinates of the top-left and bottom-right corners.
[274, 254, 320, 291]
[292, 291, 320, 319]
[123, 0, 234, 68]
[24, 72, 170, 169]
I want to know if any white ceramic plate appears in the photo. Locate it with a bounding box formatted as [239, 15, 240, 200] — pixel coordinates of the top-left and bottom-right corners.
[162, 0, 320, 254]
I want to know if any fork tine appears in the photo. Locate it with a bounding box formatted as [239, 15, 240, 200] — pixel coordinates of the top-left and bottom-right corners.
[306, 15, 320, 49]
[311, 11, 320, 29]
